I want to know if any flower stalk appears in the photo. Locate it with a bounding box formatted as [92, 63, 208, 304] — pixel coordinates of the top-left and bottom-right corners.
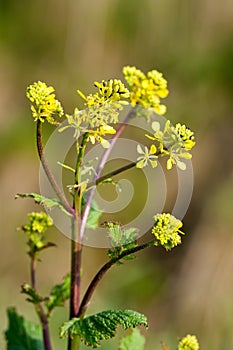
[69, 133, 89, 350]
[30, 253, 52, 350]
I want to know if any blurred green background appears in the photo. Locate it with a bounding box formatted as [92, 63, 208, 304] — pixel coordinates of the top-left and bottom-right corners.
[1, 1, 233, 349]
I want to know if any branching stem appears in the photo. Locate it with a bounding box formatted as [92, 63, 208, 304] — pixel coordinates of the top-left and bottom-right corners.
[69, 133, 89, 350]
[80, 109, 135, 239]
[78, 238, 155, 318]
[87, 161, 137, 189]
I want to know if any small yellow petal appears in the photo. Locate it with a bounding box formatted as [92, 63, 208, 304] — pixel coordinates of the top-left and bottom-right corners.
[136, 159, 146, 168]
[150, 144, 157, 154]
[150, 160, 158, 168]
[167, 158, 173, 170]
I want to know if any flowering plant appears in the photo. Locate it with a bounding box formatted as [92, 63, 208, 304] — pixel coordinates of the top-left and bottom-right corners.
[5, 67, 199, 350]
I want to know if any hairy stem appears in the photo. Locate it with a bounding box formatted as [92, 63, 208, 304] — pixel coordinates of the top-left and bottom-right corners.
[36, 120, 74, 216]
[78, 238, 155, 318]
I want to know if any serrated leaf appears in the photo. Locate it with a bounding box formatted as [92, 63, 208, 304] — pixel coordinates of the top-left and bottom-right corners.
[119, 328, 145, 350]
[107, 225, 138, 263]
[5, 308, 43, 350]
[46, 274, 70, 314]
[60, 309, 147, 348]
[15, 193, 72, 217]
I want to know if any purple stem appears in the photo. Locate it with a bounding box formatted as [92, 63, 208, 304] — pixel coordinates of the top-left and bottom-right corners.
[80, 109, 135, 240]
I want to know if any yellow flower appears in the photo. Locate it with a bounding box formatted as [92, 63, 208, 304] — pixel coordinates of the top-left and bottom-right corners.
[152, 213, 184, 250]
[87, 125, 116, 148]
[174, 123, 195, 150]
[147, 120, 195, 170]
[123, 66, 169, 115]
[178, 334, 199, 350]
[78, 79, 129, 109]
[22, 212, 53, 253]
[26, 81, 63, 124]
[136, 144, 158, 168]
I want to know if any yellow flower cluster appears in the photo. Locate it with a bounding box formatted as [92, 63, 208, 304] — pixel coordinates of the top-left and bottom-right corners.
[175, 123, 195, 150]
[152, 213, 184, 250]
[61, 79, 129, 147]
[22, 212, 53, 254]
[23, 212, 53, 234]
[123, 66, 169, 115]
[78, 79, 129, 108]
[62, 103, 121, 148]
[147, 120, 195, 170]
[26, 81, 63, 124]
[178, 334, 199, 350]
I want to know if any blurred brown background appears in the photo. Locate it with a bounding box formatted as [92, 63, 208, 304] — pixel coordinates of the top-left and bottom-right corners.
[1, 1, 233, 349]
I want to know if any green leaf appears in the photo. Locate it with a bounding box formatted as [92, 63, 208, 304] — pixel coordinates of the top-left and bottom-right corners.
[119, 328, 145, 350]
[107, 224, 138, 263]
[21, 283, 44, 304]
[81, 197, 103, 229]
[15, 193, 72, 217]
[60, 309, 147, 348]
[5, 307, 43, 350]
[46, 274, 71, 314]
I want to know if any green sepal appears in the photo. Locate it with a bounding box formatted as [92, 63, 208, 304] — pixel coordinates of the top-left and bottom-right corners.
[15, 193, 72, 217]
[119, 328, 145, 350]
[5, 307, 43, 350]
[21, 283, 45, 304]
[60, 309, 147, 348]
[46, 273, 71, 315]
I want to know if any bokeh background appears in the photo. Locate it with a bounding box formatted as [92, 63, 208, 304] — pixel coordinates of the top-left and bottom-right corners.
[1, 1, 233, 349]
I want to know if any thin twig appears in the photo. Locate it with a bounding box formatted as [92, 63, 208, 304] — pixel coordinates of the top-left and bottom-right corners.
[87, 161, 137, 189]
[30, 254, 52, 350]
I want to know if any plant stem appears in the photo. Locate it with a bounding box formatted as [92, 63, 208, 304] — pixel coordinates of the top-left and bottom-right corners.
[68, 134, 89, 350]
[87, 161, 137, 189]
[78, 238, 155, 318]
[30, 254, 52, 350]
[80, 109, 135, 239]
[36, 120, 74, 349]
[36, 120, 74, 216]
[69, 218, 82, 319]
[30, 255, 37, 290]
